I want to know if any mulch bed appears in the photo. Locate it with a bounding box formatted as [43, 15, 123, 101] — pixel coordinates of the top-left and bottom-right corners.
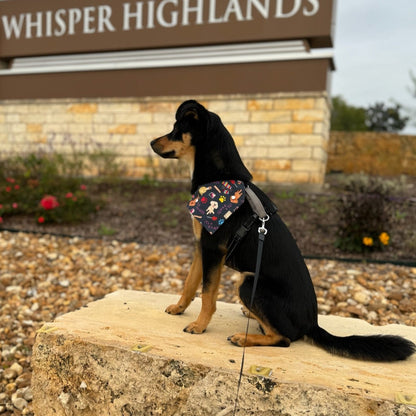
[3, 175, 416, 263]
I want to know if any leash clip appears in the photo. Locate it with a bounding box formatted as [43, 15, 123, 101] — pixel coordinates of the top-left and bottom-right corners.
[258, 215, 269, 235]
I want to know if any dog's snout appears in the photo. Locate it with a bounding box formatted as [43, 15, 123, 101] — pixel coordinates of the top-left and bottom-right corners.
[150, 135, 177, 159]
[150, 137, 163, 154]
[150, 137, 159, 149]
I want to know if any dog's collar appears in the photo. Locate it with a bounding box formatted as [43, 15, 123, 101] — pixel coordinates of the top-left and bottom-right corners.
[188, 180, 246, 234]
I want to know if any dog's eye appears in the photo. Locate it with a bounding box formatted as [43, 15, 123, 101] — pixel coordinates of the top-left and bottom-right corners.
[169, 127, 184, 142]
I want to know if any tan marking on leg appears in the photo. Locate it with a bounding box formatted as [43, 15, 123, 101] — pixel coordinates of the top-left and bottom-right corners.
[229, 317, 291, 347]
[165, 245, 202, 315]
[230, 332, 291, 347]
[192, 217, 202, 241]
[230, 298, 291, 347]
[184, 256, 225, 334]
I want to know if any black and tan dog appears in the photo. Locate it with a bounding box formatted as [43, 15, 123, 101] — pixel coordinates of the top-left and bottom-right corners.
[151, 100, 415, 361]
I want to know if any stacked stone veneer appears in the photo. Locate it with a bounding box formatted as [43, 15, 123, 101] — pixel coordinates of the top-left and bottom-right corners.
[0, 93, 330, 185]
[327, 131, 416, 176]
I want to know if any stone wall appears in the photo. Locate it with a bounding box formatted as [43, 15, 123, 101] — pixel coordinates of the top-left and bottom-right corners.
[327, 131, 416, 176]
[0, 92, 330, 185]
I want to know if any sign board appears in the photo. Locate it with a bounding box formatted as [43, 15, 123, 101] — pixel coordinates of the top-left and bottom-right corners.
[0, 0, 335, 58]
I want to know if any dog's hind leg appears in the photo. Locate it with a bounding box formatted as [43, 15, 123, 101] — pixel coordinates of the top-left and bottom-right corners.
[228, 273, 291, 347]
[228, 313, 291, 347]
[165, 245, 203, 315]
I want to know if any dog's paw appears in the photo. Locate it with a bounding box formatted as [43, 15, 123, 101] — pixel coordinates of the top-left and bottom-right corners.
[165, 304, 185, 315]
[183, 321, 206, 334]
[227, 333, 246, 347]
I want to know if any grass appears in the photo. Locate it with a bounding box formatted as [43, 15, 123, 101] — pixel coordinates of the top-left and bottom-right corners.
[98, 224, 118, 236]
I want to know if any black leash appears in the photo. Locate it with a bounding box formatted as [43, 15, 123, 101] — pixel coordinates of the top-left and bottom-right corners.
[232, 215, 269, 415]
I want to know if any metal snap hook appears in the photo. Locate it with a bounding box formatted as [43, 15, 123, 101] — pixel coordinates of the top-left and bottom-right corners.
[258, 214, 269, 235]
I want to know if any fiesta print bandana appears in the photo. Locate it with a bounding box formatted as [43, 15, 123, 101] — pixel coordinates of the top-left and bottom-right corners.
[188, 180, 246, 234]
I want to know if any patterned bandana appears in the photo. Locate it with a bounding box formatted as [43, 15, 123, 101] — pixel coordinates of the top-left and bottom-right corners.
[188, 180, 246, 234]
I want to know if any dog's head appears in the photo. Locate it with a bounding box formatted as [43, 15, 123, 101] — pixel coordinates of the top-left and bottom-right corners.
[150, 100, 252, 192]
[150, 100, 206, 163]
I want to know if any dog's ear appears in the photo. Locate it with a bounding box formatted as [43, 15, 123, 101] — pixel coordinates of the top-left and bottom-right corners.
[176, 100, 205, 121]
[185, 109, 199, 120]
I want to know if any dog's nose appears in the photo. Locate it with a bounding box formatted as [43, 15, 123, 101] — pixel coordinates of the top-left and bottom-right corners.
[150, 137, 160, 152]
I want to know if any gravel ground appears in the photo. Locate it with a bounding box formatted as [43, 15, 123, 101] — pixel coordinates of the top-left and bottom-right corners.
[1, 231, 416, 415]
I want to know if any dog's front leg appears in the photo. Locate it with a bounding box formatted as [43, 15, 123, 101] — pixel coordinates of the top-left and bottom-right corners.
[165, 245, 203, 315]
[183, 248, 225, 334]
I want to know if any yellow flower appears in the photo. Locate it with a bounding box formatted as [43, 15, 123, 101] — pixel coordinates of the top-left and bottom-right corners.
[362, 237, 373, 246]
[379, 232, 390, 245]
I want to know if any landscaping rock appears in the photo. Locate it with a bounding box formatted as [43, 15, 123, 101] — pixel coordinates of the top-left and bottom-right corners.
[32, 291, 416, 416]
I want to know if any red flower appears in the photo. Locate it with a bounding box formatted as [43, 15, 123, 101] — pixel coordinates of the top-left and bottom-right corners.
[6, 177, 15, 183]
[40, 195, 59, 210]
[38, 216, 45, 224]
[14, 185, 20, 190]
[0, 217, 3, 224]
[80, 184, 87, 191]
[5, 186, 11, 192]
[12, 203, 18, 209]
[65, 192, 73, 198]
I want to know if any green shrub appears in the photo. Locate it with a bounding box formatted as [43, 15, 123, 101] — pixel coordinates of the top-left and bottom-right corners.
[335, 175, 395, 252]
[0, 150, 118, 226]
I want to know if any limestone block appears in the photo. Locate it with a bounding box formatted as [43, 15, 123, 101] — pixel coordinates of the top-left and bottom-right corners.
[247, 99, 274, 110]
[67, 103, 98, 114]
[108, 124, 137, 135]
[270, 122, 314, 134]
[253, 159, 292, 171]
[292, 159, 324, 173]
[268, 146, 312, 159]
[217, 111, 250, 123]
[207, 100, 246, 112]
[93, 113, 115, 124]
[267, 170, 310, 184]
[250, 110, 291, 123]
[32, 291, 416, 416]
[292, 109, 325, 122]
[98, 103, 140, 113]
[234, 122, 269, 135]
[290, 134, 326, 147]
[238, 146, 269, 159]
[5, 113, 20, 123]
[244, 135, 290, 147]
[139, 102, 179, 112]
[273, 98, 316, 110]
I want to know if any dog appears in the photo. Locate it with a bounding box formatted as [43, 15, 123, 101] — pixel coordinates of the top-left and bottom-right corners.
[151, 99, 415, 361]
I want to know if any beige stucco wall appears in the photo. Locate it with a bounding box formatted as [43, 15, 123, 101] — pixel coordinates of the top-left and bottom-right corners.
[0, 92, 330, 185]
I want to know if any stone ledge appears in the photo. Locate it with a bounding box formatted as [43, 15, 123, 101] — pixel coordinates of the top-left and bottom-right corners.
[32, 291, 416, 416]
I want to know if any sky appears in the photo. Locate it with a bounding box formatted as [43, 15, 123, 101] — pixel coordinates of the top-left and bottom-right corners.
[330, 0, 416, 133]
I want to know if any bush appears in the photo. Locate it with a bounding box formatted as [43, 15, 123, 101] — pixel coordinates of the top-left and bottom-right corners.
[335, 175, 396, 252]
[0, 152, 107, 226]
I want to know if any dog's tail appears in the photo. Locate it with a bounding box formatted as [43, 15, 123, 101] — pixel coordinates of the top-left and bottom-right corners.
[307, 325, 415, 361]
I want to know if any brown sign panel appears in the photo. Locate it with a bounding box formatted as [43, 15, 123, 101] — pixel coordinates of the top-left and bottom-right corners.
[0, 0, 335, 59]
[0, 58, 332, 100]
